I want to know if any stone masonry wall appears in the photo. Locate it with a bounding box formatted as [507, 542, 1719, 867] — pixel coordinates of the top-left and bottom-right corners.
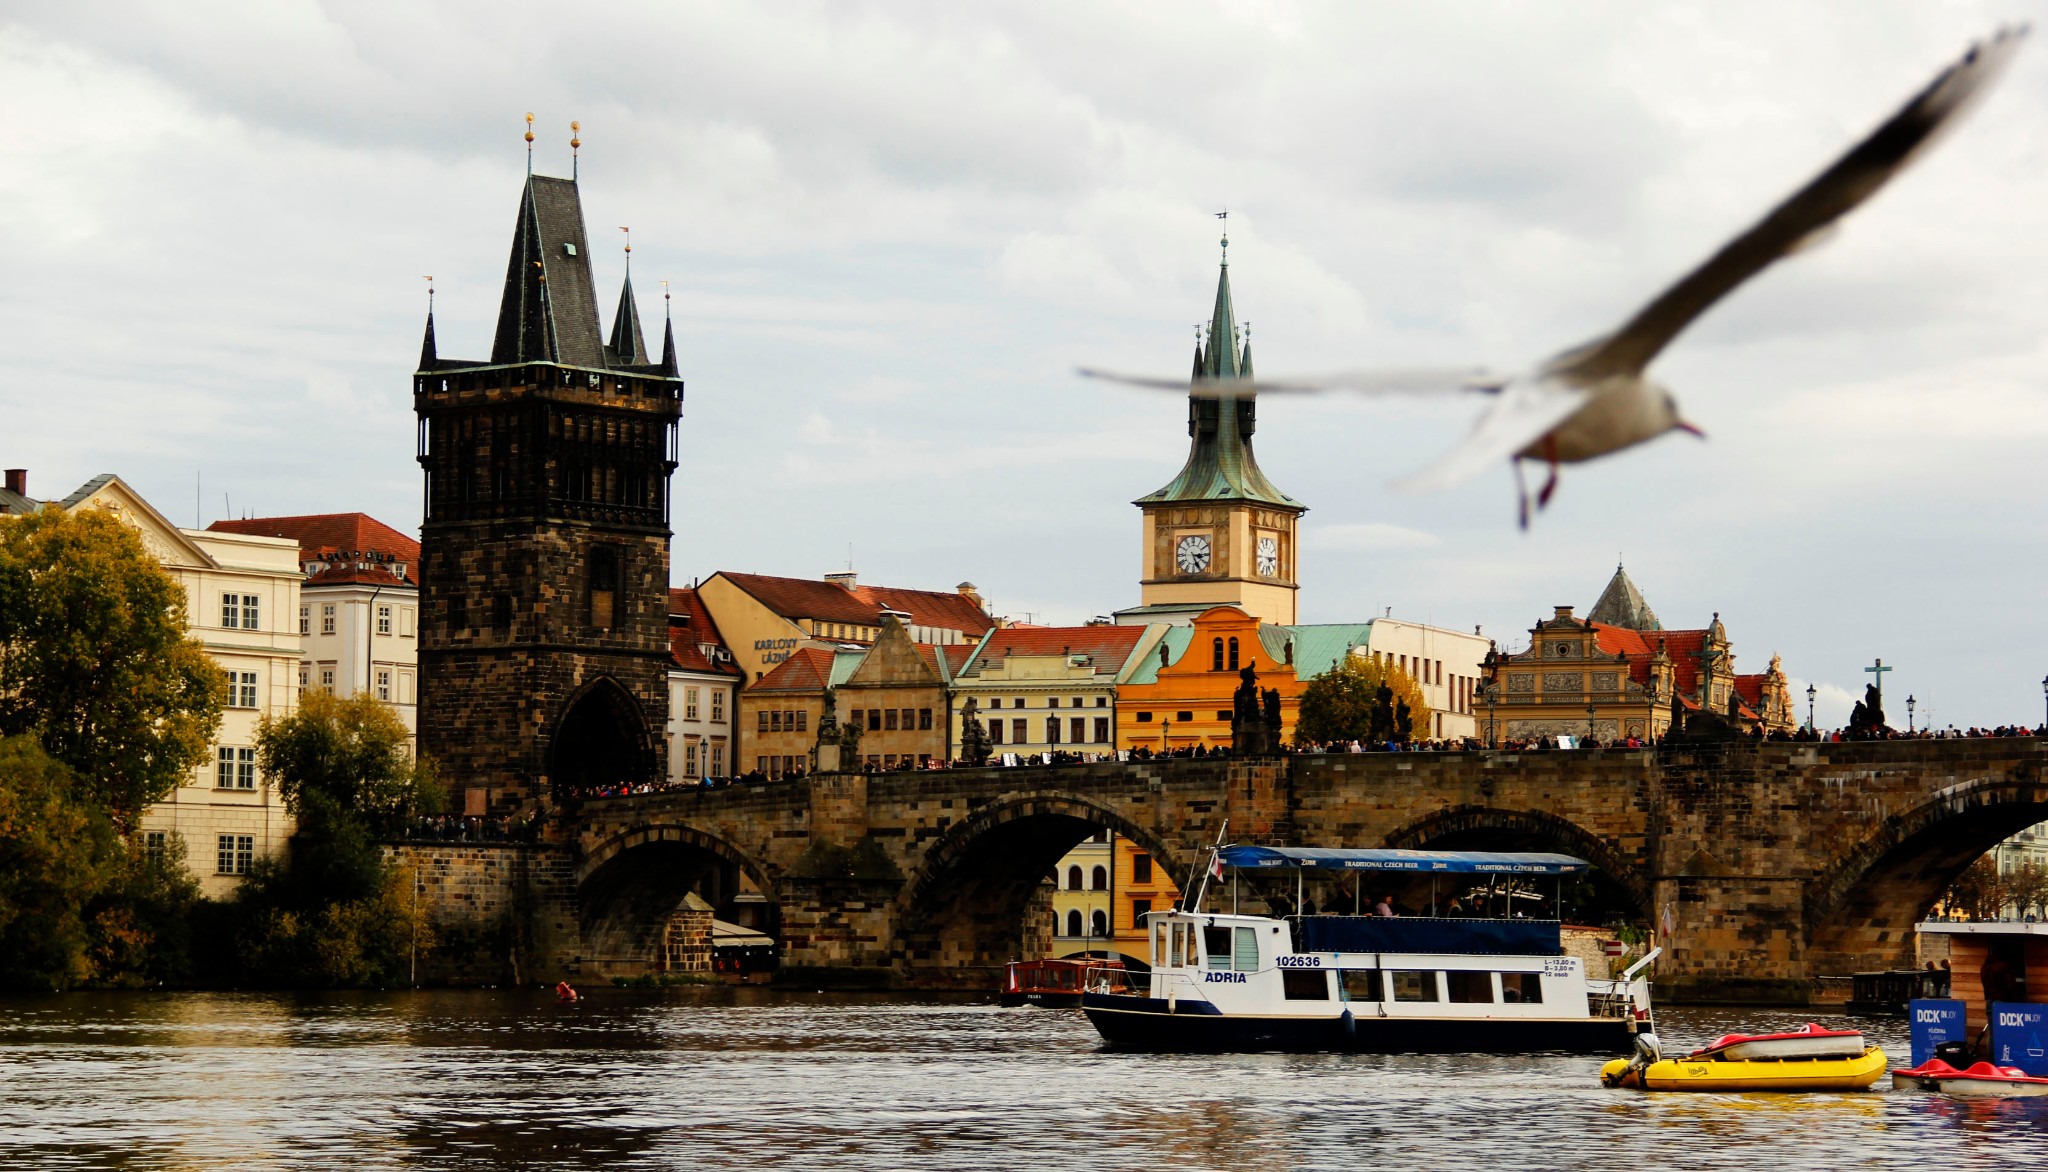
[387, 842, 580, 986]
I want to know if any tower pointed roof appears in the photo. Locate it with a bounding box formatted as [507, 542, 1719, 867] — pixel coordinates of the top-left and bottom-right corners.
[659, 313, 678, 377]
[1588, 563, 1661, 631]
[1137, 242, 1300, 511]
[490, 174, 608, 368]
[608, 273, 648, 366]
[417, 307, 438, 371]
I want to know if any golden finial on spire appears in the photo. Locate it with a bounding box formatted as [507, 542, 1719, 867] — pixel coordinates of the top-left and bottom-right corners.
[424, 275, 435, 310]
[571, 120, 581, 179]
[524, 112, 535, 173]
[619, 226, 631, 254]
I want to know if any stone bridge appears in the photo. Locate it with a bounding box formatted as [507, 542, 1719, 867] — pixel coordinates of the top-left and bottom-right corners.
[414, 738, 2048, 1002]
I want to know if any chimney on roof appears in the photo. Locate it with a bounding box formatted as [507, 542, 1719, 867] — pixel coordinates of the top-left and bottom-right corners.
[1553, 605, 1576, 621]
[825, 571, 858, 591]
[3, 469, 23, 497]
[957, 581, 983, 611]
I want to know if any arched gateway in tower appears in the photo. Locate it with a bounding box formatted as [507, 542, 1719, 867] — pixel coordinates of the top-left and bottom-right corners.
[413, 164, 683, 810]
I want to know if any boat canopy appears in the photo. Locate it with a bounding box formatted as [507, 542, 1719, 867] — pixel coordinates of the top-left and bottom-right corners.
[1217, 846, 1590, 875]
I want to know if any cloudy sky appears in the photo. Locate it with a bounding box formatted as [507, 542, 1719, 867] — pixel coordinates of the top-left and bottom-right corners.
[5, 1, 2045, 728]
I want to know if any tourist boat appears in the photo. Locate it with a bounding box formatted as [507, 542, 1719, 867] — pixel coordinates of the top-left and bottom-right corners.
[1890, 1058, 2048, 1097]
[1000, 956, 1132, 1008]
[1688, 1024, 1867, 1062]
[1079, 845, 1656, 1053]
[1600, 1033, 1888, 1092]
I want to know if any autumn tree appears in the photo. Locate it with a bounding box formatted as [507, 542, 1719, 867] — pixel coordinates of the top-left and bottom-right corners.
[0, 507, 223, 826]
[1294, 653, 1432, 746]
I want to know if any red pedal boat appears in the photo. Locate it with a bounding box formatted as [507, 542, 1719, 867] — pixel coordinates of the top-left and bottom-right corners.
[1891, 1059, 2048, 1097]
[1689, 1024, 1866, 1062]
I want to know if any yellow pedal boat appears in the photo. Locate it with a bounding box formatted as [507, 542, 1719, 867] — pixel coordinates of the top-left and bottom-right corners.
[1601, 1043, 1888, 1092]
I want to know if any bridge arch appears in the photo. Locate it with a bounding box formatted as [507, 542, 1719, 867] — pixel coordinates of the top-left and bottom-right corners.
[894, 791, 1191, 981]
[1381, 805, 1651, 924]
[1805, 772, 2048, 975]
[578, 821, 780, 978]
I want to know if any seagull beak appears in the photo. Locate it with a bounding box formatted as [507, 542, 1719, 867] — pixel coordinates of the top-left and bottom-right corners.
[1673, 420, 1706, 439]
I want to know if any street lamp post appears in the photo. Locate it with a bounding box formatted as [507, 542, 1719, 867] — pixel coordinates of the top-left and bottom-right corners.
[1486, 686, 1498, 749]
[1806, 684, 1817, 732]
[1907, 695, 1916, 734]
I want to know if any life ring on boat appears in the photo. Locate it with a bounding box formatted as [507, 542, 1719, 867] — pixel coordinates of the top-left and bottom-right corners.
[554, 981, 579, 1003]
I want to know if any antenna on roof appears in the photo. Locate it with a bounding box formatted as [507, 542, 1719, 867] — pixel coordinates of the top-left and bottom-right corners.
[570, 120, 581, 179]
[524, 113, 534, 174]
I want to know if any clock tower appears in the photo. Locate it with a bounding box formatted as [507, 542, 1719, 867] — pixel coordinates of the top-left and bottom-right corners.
[1121, 237, 1305, 626]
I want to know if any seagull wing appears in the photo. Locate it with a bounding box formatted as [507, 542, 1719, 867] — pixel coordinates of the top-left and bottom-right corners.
[1389, 379, 1591, 493]
[1077, 366, 1501, 397]
[1558, 25, 2027, 382]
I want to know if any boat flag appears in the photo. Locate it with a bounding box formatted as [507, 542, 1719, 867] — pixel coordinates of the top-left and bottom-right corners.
[1209, 852, 1225, 881]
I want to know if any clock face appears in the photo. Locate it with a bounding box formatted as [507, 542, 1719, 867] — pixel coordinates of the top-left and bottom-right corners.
[1174, 534, 1212, 574]
[1256, 535, 1279, 577]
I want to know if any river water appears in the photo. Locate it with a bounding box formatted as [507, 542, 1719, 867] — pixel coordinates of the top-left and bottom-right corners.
[0, 990, 2043, 1169]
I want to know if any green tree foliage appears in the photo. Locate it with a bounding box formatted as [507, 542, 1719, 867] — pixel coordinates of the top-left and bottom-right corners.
[0, 735, 199, 990]
[227, 692, 440, 985]
[1293, 654, 1432, 745]
[0, 507, 224, 826]
[1943, 852, 2048, 921]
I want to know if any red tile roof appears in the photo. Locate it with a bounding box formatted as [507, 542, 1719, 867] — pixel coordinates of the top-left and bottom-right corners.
[1590, 623, 1709, 694]
[751, 647, 839, 692]
[668, 587, 741, 676]
[209, 513, 420, 586]
[970, 624, 1148, 670]
[715, 572, 994, 636]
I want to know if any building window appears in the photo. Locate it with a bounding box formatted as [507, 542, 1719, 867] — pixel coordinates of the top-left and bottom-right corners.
[400, 607, 416, 637]
[988, 698, 1001, 709]
[590, 546, 619, 628]
[228, 671, 258, 709]
[1048, 697, 1059, 709]
[1011, 719, 1027, 743]
[1176, 711, 1192, 722]
[376, 669, 391, 701]
[795, 710, 807, 732]
[1228, 637, 1240, 671]
[1065, 909, 1083, 937]
[321, 604, 336, 635]
[989, 721, 1004, 745]
[1092, 865, 1109, 891]
[1045, 716, 1060, 744]
[298, 663, 310, 690]
[492, 594, 511, 631]
[709, 742, 725, 776]
[216, 746, 256, 789]
[216, 834, 255, 875]
[1132, 853, 1153, 884]
[299, 606, 310, 635]
[1070, 717, 1086, 744]
[884, 709, 898, 731]
[770, 710, 783, 733]
[1135, 712, 1153, 723]
[711, 691, 724, 722]
[1094, 717, 1110, 743]
[1211, 638, 1224, 671]
[1131, 898, 1152, 927]
[319, 666, 334, 694]
[684, 740, 699, 778]
[221, 593, 248, 629]
[867, 709, 881, 731]
[918, 708, 932, 730]
[685, 688, 700, 720]
[1095, 697, 1107, 707]
[1090, 910, 1108, 937]
[143, 831, 168, 865]
[899, 707, 913, 730]
[1066, 865, 1083, 890]
[757, 710, 769, 733]
[377, 605, 392, 635]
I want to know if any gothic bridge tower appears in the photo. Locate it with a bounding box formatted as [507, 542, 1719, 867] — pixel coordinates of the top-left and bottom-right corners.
[1123, 236, 1305, 626]
[414, 161, 682, 810]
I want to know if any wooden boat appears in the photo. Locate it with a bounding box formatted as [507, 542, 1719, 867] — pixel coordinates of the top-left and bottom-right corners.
[1080, 846, 1657, 1054]
[1689, 1024, 1866, 1062]
[1602, 1036, 1888, 1092]
[1891, 1058, 2048, 1097]
[1000, 957, 1131, 1007]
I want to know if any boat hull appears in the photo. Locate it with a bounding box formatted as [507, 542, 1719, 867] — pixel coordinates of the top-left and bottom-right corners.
[1601, 1047, 1888, 1092]
[1082, 993, 1635, 1055]
[1891, 1060, 2048, 1097]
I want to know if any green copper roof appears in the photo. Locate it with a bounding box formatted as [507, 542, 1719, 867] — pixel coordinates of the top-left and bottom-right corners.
[1263, 622, 1377, 681]
[1137, 249, 1301, 511]
[1122, 625, 1196, 685]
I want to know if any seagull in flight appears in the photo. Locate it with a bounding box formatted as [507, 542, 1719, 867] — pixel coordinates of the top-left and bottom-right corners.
[1083, 27, 2026, 526]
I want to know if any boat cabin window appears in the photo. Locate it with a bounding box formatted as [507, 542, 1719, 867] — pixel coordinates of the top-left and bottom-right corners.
[1338, 970, 1383, 1002]
[1390, 971, 1440, 1002]
[1158, 923, 1173, 967]
[1281, 970, 1330, 1000]
[1204, 925, 1260, 971]
[1445, 970, 1494, 1004]
[1233, 926, 1259, 971]
[1204, 926, 1233, 970]
[1184, 924, 1201, 967]
[1499, 972, 1544, 1004]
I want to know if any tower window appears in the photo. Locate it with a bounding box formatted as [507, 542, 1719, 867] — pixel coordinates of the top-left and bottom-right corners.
[590, 546, 619, 628]
[492, 594, 512, 631]
[1228, 637, 1240, 671]
[1211, 638, 1224, 672]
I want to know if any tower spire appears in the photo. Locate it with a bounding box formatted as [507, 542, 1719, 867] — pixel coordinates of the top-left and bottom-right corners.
[418, 276, 437, 369]
[659, 279, 678, 376]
